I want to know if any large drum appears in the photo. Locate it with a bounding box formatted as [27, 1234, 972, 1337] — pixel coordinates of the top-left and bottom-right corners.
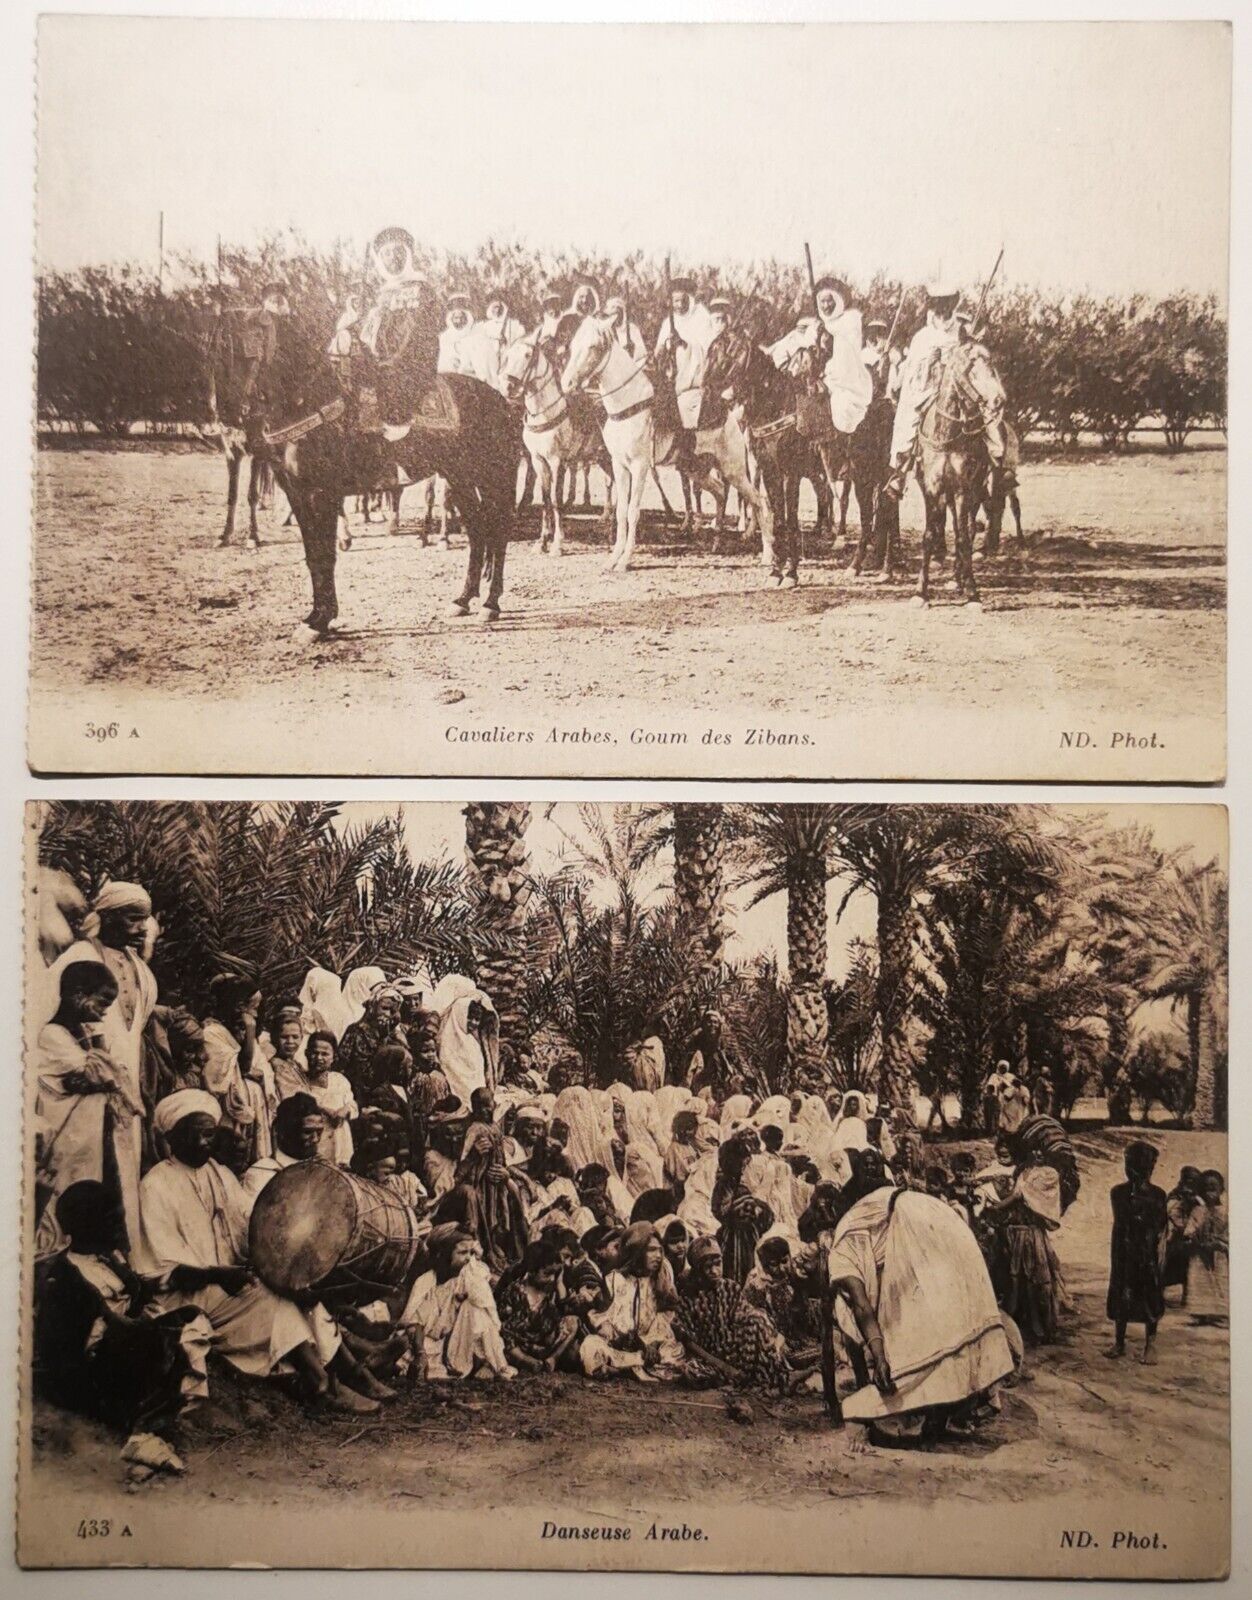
[249, 1162, 420, 1301]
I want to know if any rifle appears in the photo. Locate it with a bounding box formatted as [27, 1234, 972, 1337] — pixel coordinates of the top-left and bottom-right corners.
[970, 245, 1005, 336]
[874, 288, 907, 385]
[623, 282, 635, 356]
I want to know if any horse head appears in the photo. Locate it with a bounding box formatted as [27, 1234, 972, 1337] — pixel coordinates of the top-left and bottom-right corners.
[500, 333, 545, 405]
[560, 314, 614, 396]
[704, 323, 752, 403]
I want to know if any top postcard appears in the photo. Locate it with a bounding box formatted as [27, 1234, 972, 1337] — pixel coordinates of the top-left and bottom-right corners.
[29, 17, 1229, 779]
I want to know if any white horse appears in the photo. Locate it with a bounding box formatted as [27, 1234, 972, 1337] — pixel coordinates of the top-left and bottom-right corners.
[561, 315, 768, 571]
[501, 335, 604, 556]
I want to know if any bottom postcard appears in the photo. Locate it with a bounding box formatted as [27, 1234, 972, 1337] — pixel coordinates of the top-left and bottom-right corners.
[18, 799, 1229, 1576]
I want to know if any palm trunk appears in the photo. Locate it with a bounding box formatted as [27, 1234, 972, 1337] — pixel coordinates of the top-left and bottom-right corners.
[876, 890, 915, 1113]
[463, 802, 532, 1070]
[673, 803, 728, 977]
[1190, 989, 1216, 1129]
[786, 866, 828, 1082]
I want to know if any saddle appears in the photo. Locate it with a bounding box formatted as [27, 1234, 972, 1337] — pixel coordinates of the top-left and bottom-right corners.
[796, 386, 835, 443]
[376, 375, 461, 441]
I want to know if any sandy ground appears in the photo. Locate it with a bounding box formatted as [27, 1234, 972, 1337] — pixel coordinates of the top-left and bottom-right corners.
[29, 444, 1225, 777]
[27, 1129, 1228, 1538]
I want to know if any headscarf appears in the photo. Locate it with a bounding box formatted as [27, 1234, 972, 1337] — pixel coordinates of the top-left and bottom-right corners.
[81, 881, 152, 939]
[552, 1085, 615, 1173]
[615, 1221, 660, 1276]
[677, 1150, 720, 1236]
[830, 1090, 869, 1153]
[654, 1084, 693, 1134]
[429, 974, 499, 1103]
[153, 1089, 221, 1137]
[720, 1094, 753, 1127]
[297, 967, 352, 1041]
[753, 1095, 791, 1133]
[342, 967, 387, 1027]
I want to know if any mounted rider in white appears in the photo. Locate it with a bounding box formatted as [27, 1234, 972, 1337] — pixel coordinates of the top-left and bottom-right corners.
[883, 283, 1006, 498]
[604, 294, 645, 359]
[767, 275, 873, 437]
[462, 291, 526, 394]
[654, 273, 715, 449]
[568, 278, 602, 320]
[437, 292, 476, 377]
[329, 226, 438, 430]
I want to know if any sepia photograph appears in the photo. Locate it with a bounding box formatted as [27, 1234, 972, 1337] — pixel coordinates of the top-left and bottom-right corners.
[28, 17, 1228, 778]
[19, 799, 1229, 1575]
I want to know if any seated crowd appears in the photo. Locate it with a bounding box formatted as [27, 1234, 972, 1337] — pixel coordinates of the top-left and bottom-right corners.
[32, 883, 1225, 1479]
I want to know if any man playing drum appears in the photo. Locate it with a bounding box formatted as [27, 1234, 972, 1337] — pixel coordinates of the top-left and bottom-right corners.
[137, 1090, 384, 1414]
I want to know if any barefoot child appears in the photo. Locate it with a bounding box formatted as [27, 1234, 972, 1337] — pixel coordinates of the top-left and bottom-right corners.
[1105, 1139, 1167, 1364]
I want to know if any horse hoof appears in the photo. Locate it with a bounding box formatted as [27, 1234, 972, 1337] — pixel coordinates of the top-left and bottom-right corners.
[481, 608, 501, 627]
[962, 599, 984, 612]
[783, 575, 799, 589]
[909, 594, 929, 609]
[449, 601, 471, 618]
[293, 620, 330, 645]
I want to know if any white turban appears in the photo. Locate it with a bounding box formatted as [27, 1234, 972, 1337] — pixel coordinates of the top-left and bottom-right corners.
[93, 881, 152, 916]
[153, 1089, 221, 1137]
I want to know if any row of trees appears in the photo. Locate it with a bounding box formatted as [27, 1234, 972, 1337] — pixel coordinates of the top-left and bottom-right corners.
[37, 236, 1226, 451]
[37, 800, 1228, 1131]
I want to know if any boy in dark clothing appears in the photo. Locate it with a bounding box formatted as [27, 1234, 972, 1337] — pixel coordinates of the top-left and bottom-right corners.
[33, 1180, 207, 1474]
[1105, 1139, 1168, 1364]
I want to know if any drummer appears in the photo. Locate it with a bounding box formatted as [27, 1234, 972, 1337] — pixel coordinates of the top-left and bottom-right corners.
[136, 1090, 384, 1415]
[242, 1093, 326, 1207]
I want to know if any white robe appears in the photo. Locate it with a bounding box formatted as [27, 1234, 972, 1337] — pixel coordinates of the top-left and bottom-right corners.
[44, 939, 157, 1248]
[137, 1156, 338, 1375]
[655, 303, 715, 428]
[891, 315, 962, 459]
[828, 1187, 1012, 1421]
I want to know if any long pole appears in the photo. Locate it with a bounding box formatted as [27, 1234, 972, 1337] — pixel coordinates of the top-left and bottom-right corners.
[971, 245, 1005, 334]
[804, 242, 819, 320]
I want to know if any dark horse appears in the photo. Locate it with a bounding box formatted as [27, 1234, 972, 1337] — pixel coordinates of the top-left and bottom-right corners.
[251, 318, 518, 637]
[785, 344, 897, 579]
[914, 342, 1007, 606]
[704, 321, 832, 585]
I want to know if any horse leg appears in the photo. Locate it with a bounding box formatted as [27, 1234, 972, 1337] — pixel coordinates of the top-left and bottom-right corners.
[1010, 489, 1024, 545]
[621, 453, 647, 570]
[608, 452, 631, 569]
[422, 478, 434, 545]
[292, 487, 340, 638]
[837, 475, 852, 543]
[245, 455, 263, 549]
[481, 475, 513, 623]
[876, 483, 900, 582]
[957, 488, 981, 603]
[220, 446, 241, 546]
[680, 471, 696, 536]
[550, 465, 565, 557]
[435, 477, 451, 548]
[914, 490, 936, 605]
[451, 484, 484, 615]
[535, 455, 552, 553]
[760, 461, 786, 582]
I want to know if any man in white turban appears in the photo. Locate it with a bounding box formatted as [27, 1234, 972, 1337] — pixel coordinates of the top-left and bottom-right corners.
[137, 1093, 381, 1414]
[44, 881, 159, 1249]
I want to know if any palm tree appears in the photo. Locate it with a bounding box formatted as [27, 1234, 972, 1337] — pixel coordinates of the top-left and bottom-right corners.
[734, 803, 842, 1082]
[672, 803, 730, 976]
[828, 804, 1064, 1114]
[36, 800, 494, 1007]
[463, 802, 533, 1063]
[1141, 859, 1228, 1128]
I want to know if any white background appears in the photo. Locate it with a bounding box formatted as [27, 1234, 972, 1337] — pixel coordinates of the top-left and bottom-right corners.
[1, 1, 1244, 1597]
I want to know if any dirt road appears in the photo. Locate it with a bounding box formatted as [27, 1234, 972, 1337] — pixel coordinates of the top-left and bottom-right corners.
[30, 444, 1224, 778]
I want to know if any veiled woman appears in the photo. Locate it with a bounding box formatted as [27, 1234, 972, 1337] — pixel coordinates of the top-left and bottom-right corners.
[827, 1148, 1013, 1446]
[673, 1236, 794, 1393]
[584, 1223, 684, 1380]
[712, 1133, 775, 1285]
[433, 1089, 529, 1272]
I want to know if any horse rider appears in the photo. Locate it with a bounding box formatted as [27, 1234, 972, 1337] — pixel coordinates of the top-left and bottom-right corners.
[568, 277, 602, 319]
[882, 281, 1005, 498]
[329, 226, 438, 429]
[707, 292, 733, 342]
[766, 275, 873, 438]
[655, 272, 715, 459]
[227, 279, 293, 431]
[536, 286, 565, 351]
[604, 294, 645, 358]
[437, 292, 476, 376]
[462, 290, 526, 393]
[862, 317, 902, 403]
[955, 308, 1019, 491]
